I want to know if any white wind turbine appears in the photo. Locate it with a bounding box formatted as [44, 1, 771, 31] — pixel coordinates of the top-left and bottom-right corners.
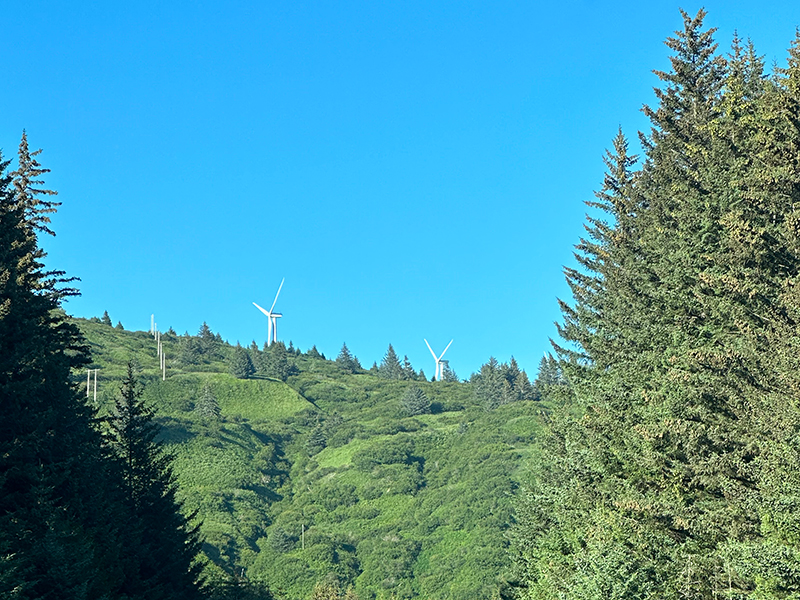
[253, 278, 284, 346]
[424, 339, 453, 381]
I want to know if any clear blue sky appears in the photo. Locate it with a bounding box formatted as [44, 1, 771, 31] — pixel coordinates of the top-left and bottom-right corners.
[3, 1, 798, 378]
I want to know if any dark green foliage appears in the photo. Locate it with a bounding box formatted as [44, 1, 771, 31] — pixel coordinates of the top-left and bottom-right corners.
[513, 13, 800, 600]
[471, 357, 532, 408]
[378, 344, 403, 379]
[401, 355, 416, 380]
[307, 425, 327, 455]
[101, 310, 112, 326]
[401, 385, 430, 416]
[116, 320, 124, 330]
[229, 344, 255, 379]
[307, 345, 323, 359]
[335, 343, 360, 373]
[259, 341, 293, 381]
[0, 136, 122, 599]
[180, 335, 202, 365]
[107, 363, 203, 598]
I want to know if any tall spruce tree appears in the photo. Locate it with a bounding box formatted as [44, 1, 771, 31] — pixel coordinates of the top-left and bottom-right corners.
[108, 362, 203, 599]
[513, 12, 800, 600]
[0, 136, 128, 598]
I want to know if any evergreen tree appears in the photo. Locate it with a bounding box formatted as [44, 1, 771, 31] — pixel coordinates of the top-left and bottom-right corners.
[197, 321, 217, 356]
[0, 137, 134, 599]
[230, 344, 255, 379]
[336, 343, 359, 373]
[108, 362, 203, 599]
[401, 385, 431, 416]
[179, 335, 201, 365]
[402, 355, 416, 380]
[513, 14, 800, 599]
[101, 310, 112, 326]
[195, 382, 221, 421]
[441, 362, 458, 383]
[378, 344, 403, 379]
[471, 358, 504, 409]
[307, 345, 323, 359]
[260, 341, 292, 381]
[307, 425, 326, 456]
[116, 320, 124, 330]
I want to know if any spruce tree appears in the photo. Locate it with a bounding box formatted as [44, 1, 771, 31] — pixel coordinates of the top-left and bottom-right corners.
[336, 343, 359, 373]
[401, 385, 431, 416]
[471, 358, 504, 409]
[108, 362, 202, 599]
[378, 344, 403, 379]
[229, 344, 255, 379]
[0, 137, 128, 598]
[195, 382, 221, 421]
[513, 14, 800, 599]
[101, 310, 112, 326]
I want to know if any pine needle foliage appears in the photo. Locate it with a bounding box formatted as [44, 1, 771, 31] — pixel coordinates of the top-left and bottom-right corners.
[513, 12, 800, 600]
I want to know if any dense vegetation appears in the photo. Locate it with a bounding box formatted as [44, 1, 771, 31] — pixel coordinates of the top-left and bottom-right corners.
[511, 10, 800, 600]
[75, 317, 548, 599]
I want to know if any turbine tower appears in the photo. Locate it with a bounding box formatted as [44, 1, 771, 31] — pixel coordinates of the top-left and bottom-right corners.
[424, 339, 453, 381]
[253, 278, 284, 346]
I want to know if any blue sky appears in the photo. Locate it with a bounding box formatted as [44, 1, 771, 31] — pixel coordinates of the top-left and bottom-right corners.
[3, 1, 799, 378]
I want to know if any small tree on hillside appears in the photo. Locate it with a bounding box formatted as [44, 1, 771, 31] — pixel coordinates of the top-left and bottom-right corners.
[441, 362, 458, 382]
[195, 382, 220, 421]
[336, 343, 359, 373]
[229, 344, 255, 379]
[402, 355, 416, 380]
[401, 385, 431, 416]
[101, 310, 112, 326]
[471, 357, 504, 409]
[378, 344, 403, 379]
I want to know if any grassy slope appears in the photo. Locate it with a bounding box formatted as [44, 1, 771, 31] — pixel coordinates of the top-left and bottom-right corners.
[74, 319, 548, 600]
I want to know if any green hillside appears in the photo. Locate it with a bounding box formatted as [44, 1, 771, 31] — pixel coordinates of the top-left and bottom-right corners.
[74, 318, 548, 599]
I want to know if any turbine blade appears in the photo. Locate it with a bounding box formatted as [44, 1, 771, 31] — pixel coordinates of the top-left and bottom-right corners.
[439, 339, 454, 360]
[424, 339, 437, 359]
[269, 278, 285, 313]
[253, 302, 271, 317]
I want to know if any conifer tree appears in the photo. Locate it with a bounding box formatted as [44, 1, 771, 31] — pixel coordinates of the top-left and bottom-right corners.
[441, 362, 458, 382]
[336, 343, 359, 373]
[1, 136, 129, 598]
[513, 14, 800, 599]
[108, 362, 202, 599]
[378, 344, 403, 379]
[230, 344, 255, 379]
[195, 382, 221, 421]
[402, 355, 416, 380]
[401, 385, 431, 416]
[101, 310, 112, 326]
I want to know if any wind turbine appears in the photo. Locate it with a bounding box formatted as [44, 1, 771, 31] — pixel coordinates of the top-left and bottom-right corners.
[253, 278, 284, 346]
[424, 339, 453, 381]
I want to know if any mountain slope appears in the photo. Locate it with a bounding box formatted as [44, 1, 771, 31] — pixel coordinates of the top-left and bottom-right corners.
[73, 318, 547, 599]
